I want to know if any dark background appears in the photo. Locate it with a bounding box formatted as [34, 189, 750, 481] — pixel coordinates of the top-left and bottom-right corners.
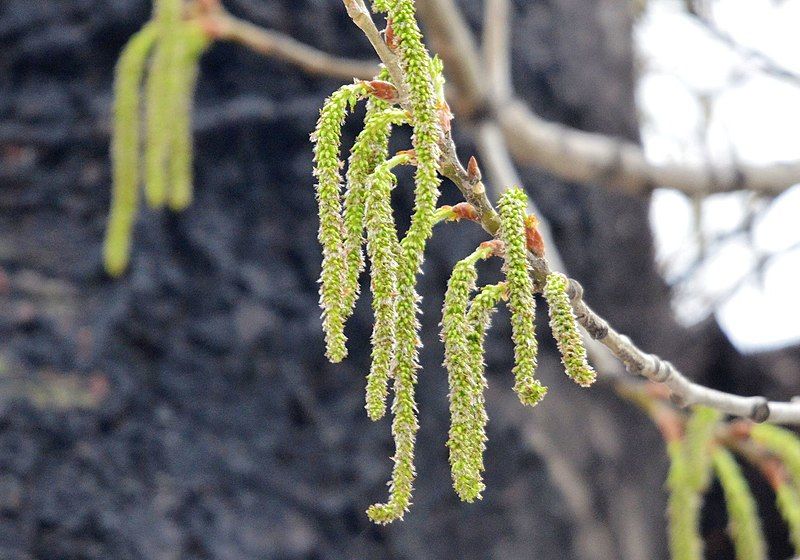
[1, 0, 799, 558]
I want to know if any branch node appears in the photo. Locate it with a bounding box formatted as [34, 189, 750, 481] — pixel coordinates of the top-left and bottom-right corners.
[651, 357, 673, 383]
[750, 398, 771, 423]
[566, 279, 583, 301]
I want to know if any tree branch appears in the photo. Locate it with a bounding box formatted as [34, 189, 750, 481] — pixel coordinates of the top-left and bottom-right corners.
[341, 0, 800, 425]
[195, 0, 379, 80]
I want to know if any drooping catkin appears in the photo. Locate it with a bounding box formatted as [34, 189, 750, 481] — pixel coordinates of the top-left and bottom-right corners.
[441, 245, 494, 501]
[713, 448, 767, 560]
[167, 22, 210, 211]
[497, 188, 546, 406]
[683, 406, 722, 491]
[342, 102, 406, 322]
[364, 154, 408, 421]
[667, 440, 704, 560]
[104, 23, 158, 277]
[367, 0, 442, 525]
[312, 83, 366, 363]
[542, 272, 595, 387]
[750, 424, 800, 487]
[144, 0, 182, 208]
[665, 406, 721, 560]
[775, 480, 800, 554]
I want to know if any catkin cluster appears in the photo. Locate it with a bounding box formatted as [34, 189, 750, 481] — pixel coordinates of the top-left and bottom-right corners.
[105, 0, 209, 276]
[662, 409, 800, 560]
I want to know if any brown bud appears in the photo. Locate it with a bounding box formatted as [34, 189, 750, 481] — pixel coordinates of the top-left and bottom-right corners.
[467, 156, 482, 183]
[479, 239, 505, 257]
[451, 202, 479, 222]
[437, 100, 453, 133]
[525, 214, 545, 257]
[396, 149, 417, 165]
[364, 80, 400, 103]
[385, 17, 398, 50]
[728, 419, 753, 440]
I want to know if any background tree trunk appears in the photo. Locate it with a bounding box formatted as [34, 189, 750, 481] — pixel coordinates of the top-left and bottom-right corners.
[0, 0, 797, 558]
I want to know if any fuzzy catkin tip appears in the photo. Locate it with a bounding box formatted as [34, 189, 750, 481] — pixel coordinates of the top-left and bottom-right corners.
[543, 272, 596, 387]
[497, 187, 546, 407]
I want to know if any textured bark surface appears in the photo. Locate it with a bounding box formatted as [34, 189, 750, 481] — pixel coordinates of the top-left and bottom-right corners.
[0, 0, 797, 558]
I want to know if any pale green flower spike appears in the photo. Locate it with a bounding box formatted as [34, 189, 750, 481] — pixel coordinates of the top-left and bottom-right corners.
[665, 407, 721, 560]
[104, 23, 158, 277]
[712, 448, 767, 560]
[441, 245, 494, 501]
[312, 82, 368, 363]
[342, 101, 406, 323]
[666, 440, 704, 560]
[371, 0, 393, 13]
[144, 0, 182, 208]
[497, 188, 547, 406]
[364, 154, 409, 421]
[167, 23, 211, 211]
[543, 272, 596, 387]
[368, 0, 442, 524]
[750, 424, 800, 487]
[776, 481, 800, 554]
[683, 406, 722, 491]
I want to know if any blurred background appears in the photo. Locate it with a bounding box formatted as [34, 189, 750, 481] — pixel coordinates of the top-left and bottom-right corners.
[0, 0, 798, 558]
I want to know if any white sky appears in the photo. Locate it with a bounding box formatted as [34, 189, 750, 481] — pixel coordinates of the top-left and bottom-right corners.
[636, 0, 800, 353]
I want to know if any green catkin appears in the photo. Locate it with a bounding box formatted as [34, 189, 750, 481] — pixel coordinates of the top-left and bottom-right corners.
[463, 282, 506, 485]
[441, 246, 494, 501]
[367, 0, 442, 524]
[667, 440, 704, 560]
[167, 22, 210, 211]
[542, 272, 596, 387]
[750, 424, 800, 487]
[665, 407, 721, 560]
[104, 23, 158, 277]
[144, 0, 182, 208]
[312, 82, 367, 363]
[342, 102, 406, 322]
[775, 481, 800, 554]
[684, 406, 723, 491]
[713, 448, 767, 560]
[364, 154, 408, 421]
[497, 188, 547, 406]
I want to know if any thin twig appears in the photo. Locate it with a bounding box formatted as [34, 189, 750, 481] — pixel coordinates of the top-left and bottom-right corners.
[482, 0, 512, 102]
[195, 0, 378, 80]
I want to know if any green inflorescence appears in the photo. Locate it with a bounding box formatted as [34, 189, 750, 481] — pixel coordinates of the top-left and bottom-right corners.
[312, 82, 369, 362]
[543, 272, 596, 387]
[665, 406, 722, 560]
[104, 0, 210, 276]
[363, 153, 408, 421]
[751, 424, 800, 487]
[776, 480, 800, 554]
[497, 188, 547, 406]
[713, 448, 767, 560]
[441, 245, 495, 501]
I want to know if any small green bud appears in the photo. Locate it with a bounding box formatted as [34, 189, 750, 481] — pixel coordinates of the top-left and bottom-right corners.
[713, 448, 767, 560]
[497, 188, 546, 406]
[543, 272, 596, 387]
